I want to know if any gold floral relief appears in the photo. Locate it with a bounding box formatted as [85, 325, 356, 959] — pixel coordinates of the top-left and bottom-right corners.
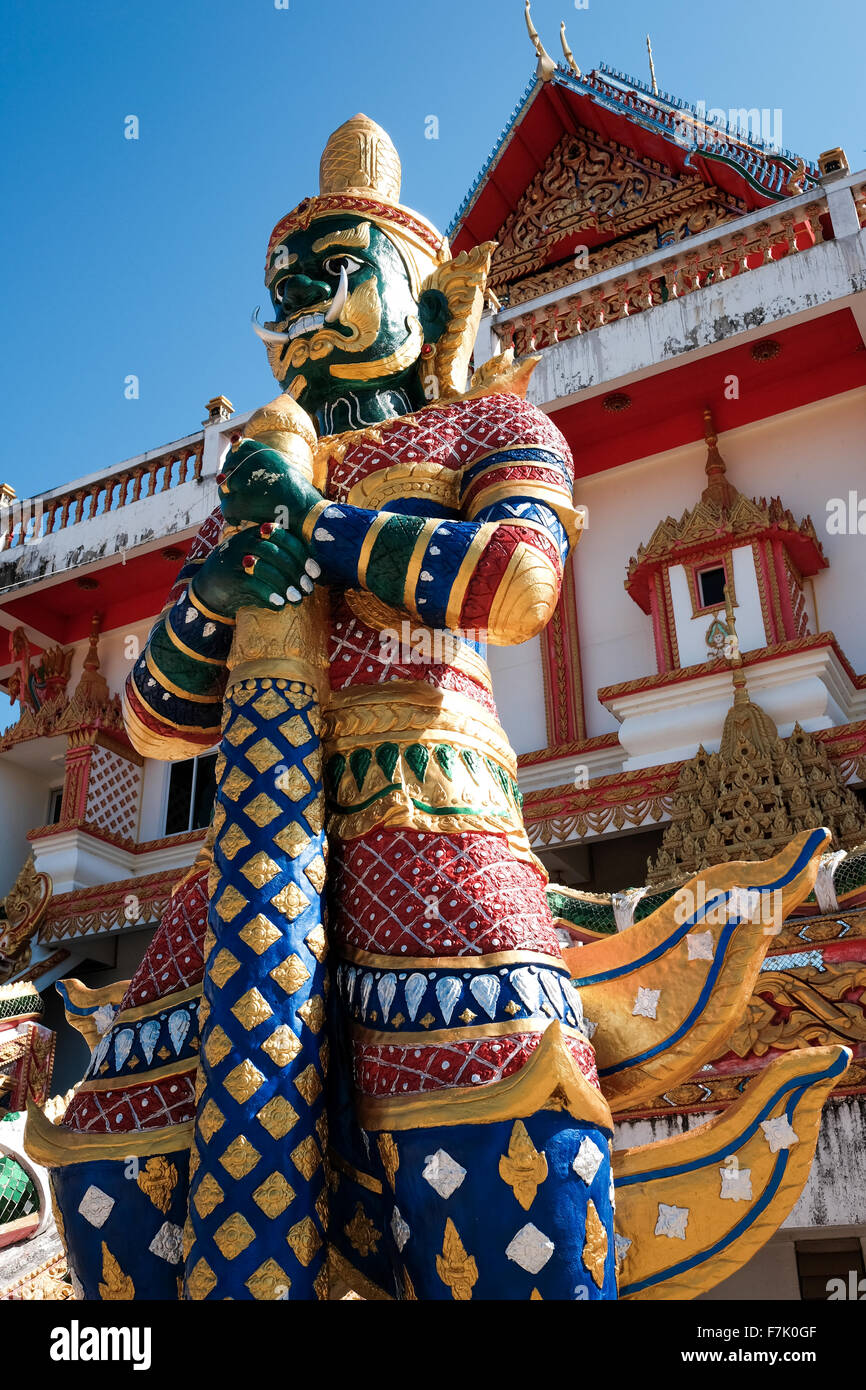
[582, 1199, 608, 1290]
[498, 1120, 548, 1211]
[435, 1218, 478, 1301]
[136, 1155, 178, 1214]
[344, 1202, 381, 1258]
[98, 1243, 135, 1300]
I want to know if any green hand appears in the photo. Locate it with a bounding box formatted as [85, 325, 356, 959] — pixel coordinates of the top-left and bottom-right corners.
[218, 439, 322, 533]
[191, 527, 321, 616]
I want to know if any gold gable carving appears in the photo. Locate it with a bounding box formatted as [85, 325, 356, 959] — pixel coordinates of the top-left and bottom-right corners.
[490, 126, 745, 294]
[627, 494, 825, 581]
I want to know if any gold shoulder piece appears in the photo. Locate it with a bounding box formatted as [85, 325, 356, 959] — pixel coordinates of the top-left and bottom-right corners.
[24, 1099, 194, 1168]
[564, 828, 831, 1113]
[55, 977, 131, 1049]
[466, 348, 541, 401]
[357, 1020, 612, 1133]
[613, 1044, 850, 1300]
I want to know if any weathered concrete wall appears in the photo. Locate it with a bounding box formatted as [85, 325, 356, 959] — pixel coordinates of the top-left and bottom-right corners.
[524, 220, 866, 410]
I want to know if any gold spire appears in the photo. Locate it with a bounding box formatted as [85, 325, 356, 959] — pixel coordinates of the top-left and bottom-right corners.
[560, 21, 581, 78]
[319, 114, 402, 202]
[701, 409, 740, 512]
[75, 613, 109, 707]
[647, 576, 866, 884]
[646, 34, 659, 96]
[720, 584, 778, 759]
[524, 1, 556, 82]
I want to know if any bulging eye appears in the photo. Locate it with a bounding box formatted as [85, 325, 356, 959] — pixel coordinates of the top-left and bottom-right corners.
[322, 255, 363, 278]
[271, 277, 289, 302]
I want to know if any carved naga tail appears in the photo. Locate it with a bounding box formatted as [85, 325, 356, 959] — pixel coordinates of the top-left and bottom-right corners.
[184, 398, 332, 1301]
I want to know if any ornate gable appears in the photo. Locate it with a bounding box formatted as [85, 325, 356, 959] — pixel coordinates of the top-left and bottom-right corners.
[490, 125, 745, 303]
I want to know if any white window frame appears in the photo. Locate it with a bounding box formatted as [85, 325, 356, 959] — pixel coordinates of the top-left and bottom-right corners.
[161, 749, 219, 836]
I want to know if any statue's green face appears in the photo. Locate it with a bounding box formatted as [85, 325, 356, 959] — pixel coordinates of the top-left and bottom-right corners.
[263, 216, 429, 420]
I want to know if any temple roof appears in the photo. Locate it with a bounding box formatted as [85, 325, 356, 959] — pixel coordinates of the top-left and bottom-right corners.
[451, 65, 816, 242]
[450, 65, 818, 305]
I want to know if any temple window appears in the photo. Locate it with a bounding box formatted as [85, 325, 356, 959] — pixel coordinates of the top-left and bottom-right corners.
[47, 786, 64, 825]
[163, 752, 217, 835]
[694, 562, 728, 612]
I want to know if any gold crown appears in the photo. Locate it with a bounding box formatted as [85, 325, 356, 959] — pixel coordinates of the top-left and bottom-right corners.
[319, 114, 402, 202]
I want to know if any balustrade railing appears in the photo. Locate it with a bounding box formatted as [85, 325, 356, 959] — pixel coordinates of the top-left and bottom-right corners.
[0, 440, 204, 551]
[496, 202, 828, 359]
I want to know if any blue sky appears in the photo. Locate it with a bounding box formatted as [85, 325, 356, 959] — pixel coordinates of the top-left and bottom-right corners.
[1, 0, 863, 498]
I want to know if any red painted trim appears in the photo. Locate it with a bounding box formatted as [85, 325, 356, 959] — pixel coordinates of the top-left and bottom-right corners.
[517, 732, 619, 769]
[773, 537, 798, 640]
[555, 311, 866, 478]
[648, 575, 666, 672]
[754, 541, 780, 645]
[28, 819, 207, 855]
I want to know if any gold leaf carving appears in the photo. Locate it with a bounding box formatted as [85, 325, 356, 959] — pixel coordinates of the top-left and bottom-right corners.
[274, 822, 310, 858]
[239, 851, 282, 889]
[240, 913, 282, 955]
[344, 1202, 381, 1258]
[253, 1171, 296, 1218]
[305, 924, 328, 962]
[286, 1216, 323, 1267]
[270, 953, 310, 995]
[231, 987, 273, 1032]
[136, 1155, 178, 1214]
[99, 1243, 135, 1300]
[261, 1024, 302, 1068]
[294, 1063, 323, 1105]
[298, 994, 325, 1034]
[198, 1099, 225, 1141]
[186, 1257, 217, 1300]
[435, 1218, 478, 1301]
[582, 1198, 608, 1290]
[245, 1258, 290, 1300]
[193, 1172, 225, 1219]
[214, 1212, 256, 1260]
[291, 1135, 322, 1181]
[498, 1120, 548, 1210]
[244, 792, 282, 827]
[257, 1094, 299, 1139]
[223, 1059, 265, 1103]
[203, 1025, 233, 1066]
[271, 882, 310, 920]
[219, 1136, 261, 1180]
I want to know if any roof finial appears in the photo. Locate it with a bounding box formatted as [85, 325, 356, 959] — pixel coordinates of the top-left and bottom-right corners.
[646, 33, 659, 96]
[560, 21, 581, 78]
[524, 1, 556, 83]
[701, 408, 739, 512]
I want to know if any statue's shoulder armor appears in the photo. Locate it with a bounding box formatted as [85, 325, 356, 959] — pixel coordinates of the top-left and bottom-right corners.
[323, 394, 573, 506]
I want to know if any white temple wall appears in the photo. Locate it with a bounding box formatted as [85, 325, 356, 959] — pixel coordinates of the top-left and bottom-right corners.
[486, 633, 548, 755]
[0, 758, 56, 894]
[567, 386, 866, 742]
